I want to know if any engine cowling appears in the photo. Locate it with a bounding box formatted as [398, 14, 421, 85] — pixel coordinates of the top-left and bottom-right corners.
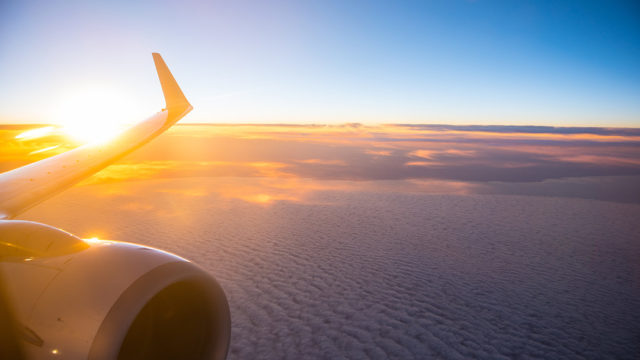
[0, 220, 230, 359]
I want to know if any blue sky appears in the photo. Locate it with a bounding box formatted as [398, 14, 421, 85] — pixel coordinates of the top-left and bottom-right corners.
[1, 0, 639, 126]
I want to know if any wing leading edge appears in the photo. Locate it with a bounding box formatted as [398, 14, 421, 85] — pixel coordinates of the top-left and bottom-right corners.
[0, 53, 193, 219]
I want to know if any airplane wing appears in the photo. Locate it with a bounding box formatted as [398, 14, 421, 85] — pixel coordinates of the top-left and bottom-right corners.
[0, 54, 230, 359]
[0, 53, 192, 220]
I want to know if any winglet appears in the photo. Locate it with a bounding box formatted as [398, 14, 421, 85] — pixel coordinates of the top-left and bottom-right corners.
[152, 53, 192, 115]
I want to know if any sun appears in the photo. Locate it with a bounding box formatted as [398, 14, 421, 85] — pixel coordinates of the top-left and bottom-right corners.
[51, 85, 143, 144]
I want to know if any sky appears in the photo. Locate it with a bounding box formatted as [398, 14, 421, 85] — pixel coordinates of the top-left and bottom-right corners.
[0, 0, 639, 126]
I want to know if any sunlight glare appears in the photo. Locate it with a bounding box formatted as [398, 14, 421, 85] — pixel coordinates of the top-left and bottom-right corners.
[84, 237, 100, 244]
[51, 85, 142, 144]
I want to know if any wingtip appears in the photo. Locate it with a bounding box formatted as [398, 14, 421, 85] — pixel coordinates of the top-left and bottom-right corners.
[152, 53, 191, 115]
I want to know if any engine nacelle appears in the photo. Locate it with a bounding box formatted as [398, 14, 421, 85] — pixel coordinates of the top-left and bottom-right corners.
[0, 220, 230, 359]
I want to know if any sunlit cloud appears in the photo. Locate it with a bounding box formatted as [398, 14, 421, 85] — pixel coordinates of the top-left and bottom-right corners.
[80, 160, 291, 185]
[364, 149, 393, 156]
[405, 161, 436, 167]
[3, 123, 640, 204]
[406, 149, 477, 160]
[15, 126, 56, 140]
[298, 159, 347, 166]
[28, 145, 60, 155]
[408, 150, 436, 160]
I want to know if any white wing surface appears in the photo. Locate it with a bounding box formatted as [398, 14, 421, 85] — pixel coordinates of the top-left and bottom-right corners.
[0, 53, 192, 219]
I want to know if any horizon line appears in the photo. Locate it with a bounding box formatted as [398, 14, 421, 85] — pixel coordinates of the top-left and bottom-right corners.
[2, 122, 640, 130]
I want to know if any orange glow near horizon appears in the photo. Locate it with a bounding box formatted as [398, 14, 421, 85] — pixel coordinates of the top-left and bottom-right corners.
[3, 123, 640, 208]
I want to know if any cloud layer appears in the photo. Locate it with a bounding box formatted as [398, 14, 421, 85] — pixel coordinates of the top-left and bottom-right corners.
[21, 179, 640, 359]
[3, 123, 640, 203]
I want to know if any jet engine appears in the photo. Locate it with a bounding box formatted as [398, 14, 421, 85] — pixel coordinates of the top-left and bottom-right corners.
[0, 220, 231, 359]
